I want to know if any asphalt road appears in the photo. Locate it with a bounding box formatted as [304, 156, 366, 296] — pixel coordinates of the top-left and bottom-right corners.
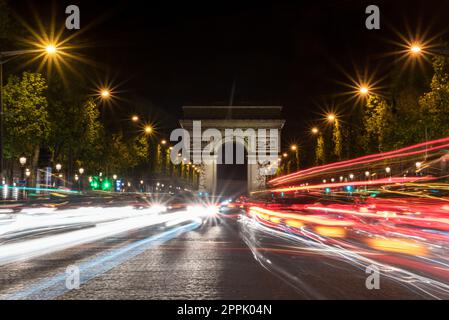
[0, 203, 445, 300]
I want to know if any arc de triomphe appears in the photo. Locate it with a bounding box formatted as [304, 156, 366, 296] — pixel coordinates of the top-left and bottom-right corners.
[179, 106, 285, 195]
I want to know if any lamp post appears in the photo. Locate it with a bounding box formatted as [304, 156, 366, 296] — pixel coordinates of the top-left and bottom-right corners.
[365, 171, 370, 181]
[19, 157, 27, 183]
[385, 167, 391, 178]
[78, 168, 84, 192]
[291, 144, 299, 171]
[113, 174, 118, 192]
[25, 169, 31, 185]
[55, 163, 62, 188]
[74, 174, 79, 191]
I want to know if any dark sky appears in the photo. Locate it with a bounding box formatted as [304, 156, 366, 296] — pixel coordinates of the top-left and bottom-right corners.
[8, 0, 449, 144]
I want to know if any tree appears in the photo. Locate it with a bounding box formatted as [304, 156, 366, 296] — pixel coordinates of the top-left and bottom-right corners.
[332, 120, 343, 161]
[419, 56, 449, 140]
[360, 94, 393, 154]
[3, 72, 50, 177]
[315, 134, 326, 165]
[74, 98, 104, 172]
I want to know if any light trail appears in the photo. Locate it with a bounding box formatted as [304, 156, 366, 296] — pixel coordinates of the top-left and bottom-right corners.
[269, 136, 449, 187]
[0, 205, 207, 266]
[4, 220, 201, 300]
[240, 216, 449, 299]
[241, 136, 449, 298]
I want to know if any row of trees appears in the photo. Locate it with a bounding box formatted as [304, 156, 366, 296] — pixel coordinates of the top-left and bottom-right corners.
[274, 53, 449, 177]
[2, 71, 153, 185]
[3, 69, 203, 189]
[314, 55, 449, 166]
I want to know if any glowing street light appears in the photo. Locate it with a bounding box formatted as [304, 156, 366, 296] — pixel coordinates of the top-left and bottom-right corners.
[100, 89, 111, 99]
[144, 125, 153, 135]
[327, 114, 336, 122]
[359, 86, 369, 95]
[45, 44, 57, 55]
[283, 153, 288, 158]
[161, 140, 167, 145]
[385, 167, 391, 174]
[131, 115, 139, 122]
[410, 44, 423, 56]
[311, 127, 319, 135]
[19, 157, 27, 166]
[79, 168, 84, 175]
[55, 163, 62, 172]
[290, 144, 297, 151]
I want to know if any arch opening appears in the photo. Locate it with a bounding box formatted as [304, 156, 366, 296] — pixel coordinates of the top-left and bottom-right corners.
[216, 141, 248, 198]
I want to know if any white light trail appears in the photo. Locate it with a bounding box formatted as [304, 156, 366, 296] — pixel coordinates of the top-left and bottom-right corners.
[0, 204, 210, 266]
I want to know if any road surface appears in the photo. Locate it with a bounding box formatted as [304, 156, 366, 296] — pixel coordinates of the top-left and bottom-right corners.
[0, 199, 446, 299]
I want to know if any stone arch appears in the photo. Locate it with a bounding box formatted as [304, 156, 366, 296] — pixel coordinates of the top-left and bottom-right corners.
[179, 106, 285, 197]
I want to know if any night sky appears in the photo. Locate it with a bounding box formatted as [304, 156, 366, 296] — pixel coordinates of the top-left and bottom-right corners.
[8, 0, 449, 145]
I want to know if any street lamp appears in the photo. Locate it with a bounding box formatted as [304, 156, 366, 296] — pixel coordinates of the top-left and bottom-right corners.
[19, 157, 27, 183]
[55, 163, 62, 188]
[144, 125, 153, 135]
[79, 168, 84, 175]
[407, 41, 449, 58]
[359, 86, 370, 95]
[25, 169, 31, 189]
[327, 114, 336, 122]
[311, 127, 319, 135]
[410, 45, 422, 55]
[19, 157, 27, 166]
[100, 89, 111, 99]
[45, 44, 57, 55]
[290, 144, 299, 170]
[131, 115, 139, 122]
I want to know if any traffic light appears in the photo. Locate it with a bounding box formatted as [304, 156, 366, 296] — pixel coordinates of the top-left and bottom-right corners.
[90, 176, 100, 190]
[101, 179, 112, 191]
